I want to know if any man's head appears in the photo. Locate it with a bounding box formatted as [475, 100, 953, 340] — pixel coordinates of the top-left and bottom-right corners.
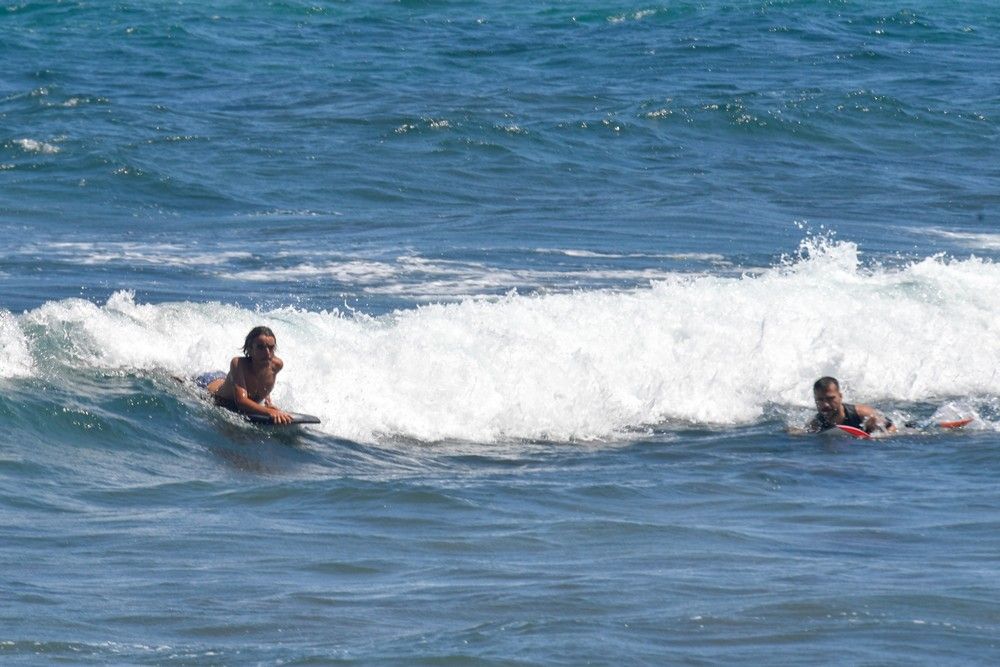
[813, 376, 843, 418]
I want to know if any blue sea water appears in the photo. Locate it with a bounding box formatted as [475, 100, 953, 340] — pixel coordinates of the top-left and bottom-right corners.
[3, 1, 1000, 663]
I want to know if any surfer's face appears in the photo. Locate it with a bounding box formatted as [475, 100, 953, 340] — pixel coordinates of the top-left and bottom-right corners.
[813, 387, 842, 418]
[248, 335, 277, 363]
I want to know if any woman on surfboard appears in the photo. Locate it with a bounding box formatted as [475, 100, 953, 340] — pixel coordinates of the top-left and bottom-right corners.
[196, 326, 294, 425]
[807, 376, 895, 435]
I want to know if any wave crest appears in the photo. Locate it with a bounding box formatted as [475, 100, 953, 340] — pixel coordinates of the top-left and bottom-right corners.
[11, 240, 1000, 442]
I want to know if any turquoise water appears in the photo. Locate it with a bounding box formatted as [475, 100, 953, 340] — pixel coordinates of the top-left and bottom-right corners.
[3, 2, 1000, 664]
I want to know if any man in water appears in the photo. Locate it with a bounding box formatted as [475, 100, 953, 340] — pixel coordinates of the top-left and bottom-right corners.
[807, 376, 895, 434]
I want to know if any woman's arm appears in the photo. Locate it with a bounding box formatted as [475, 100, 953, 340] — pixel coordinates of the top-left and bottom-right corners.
[228, 358, 293, 424]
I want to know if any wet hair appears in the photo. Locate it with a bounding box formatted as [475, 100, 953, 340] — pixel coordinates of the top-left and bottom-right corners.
[243, 326, 277, 357]
[813, 376, 840, 392]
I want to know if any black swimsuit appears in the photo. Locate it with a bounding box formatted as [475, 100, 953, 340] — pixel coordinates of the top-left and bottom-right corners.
[815, 403, 865, 431]
[814, 404, 893, 433]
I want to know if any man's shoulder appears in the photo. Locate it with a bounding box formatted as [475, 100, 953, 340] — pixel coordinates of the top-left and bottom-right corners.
[852, 403, 880, 417]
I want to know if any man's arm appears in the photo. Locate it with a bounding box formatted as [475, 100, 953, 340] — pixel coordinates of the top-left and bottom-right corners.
[856, 404, 896, 433]
[801, 414, 823, 433]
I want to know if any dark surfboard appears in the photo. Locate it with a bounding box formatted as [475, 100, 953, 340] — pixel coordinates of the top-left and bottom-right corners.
[245, 412, 321, 426]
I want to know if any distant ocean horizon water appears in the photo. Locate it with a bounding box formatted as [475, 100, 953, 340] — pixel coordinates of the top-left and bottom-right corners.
[3, 2, 1000, 664]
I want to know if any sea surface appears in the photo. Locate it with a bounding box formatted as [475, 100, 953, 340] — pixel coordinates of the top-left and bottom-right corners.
[3, 1, 1000, 664]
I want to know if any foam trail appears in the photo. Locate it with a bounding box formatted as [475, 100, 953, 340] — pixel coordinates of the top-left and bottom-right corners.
[15, 239, 1000, 442]
[919, 228, 1000, 250]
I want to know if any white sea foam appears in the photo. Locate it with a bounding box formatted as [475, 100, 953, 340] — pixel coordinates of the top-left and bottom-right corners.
[20, 242, 252, 268]
[14, 138, 60, 154]
[608, 9, 657, 24]
[236, 260, 401, 283]
[539, 248, 729, 262]
[243, 208, 332, 218]
[0, 311, 34, 379]
[11, 241, 728, 299]
[919, 228, 1000, 250]
[16, 239, 1000, 442]
[234, 254, 716, 298]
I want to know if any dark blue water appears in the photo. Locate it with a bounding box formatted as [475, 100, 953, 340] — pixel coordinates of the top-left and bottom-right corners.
[3, 1, 1000, 663]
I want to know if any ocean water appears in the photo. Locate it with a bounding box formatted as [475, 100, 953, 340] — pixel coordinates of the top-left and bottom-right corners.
[3, 1, 1000, 664]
